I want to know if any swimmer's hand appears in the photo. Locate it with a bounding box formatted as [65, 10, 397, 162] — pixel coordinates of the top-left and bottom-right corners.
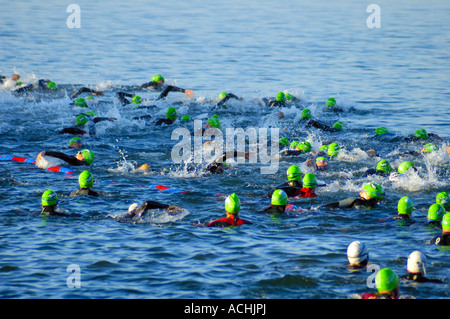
[184, 89, 194, 98]
[36, 151, 46, 161]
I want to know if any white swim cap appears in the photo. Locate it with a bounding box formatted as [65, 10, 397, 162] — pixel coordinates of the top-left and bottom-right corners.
[128, 203, 139, 213]
[347, 241, 369, 265]
[407, 251, 427, 275]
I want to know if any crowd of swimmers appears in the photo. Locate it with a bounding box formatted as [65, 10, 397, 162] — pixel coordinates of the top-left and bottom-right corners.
[2, 72, 449, 299]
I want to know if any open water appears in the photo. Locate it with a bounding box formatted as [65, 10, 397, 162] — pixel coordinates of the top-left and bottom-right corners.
[0, 0, 449, 300]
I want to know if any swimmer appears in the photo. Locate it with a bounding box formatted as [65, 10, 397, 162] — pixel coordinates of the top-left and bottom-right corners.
[139, 74, 194, 100]
[31, 190, 80, 217]
[214, 92, 241, 109]
[427, 203, 445, 226]
[405, 128, 442, 142]
[116, 92, 146, 107]
[346, 241, 370, 270]
[321, 183, 384, 210]
[59, 113, 116, 136]
[70, 171, 109, 198]
[155, 107, 177, 126]
[70, 87, 104, 99]
[436, 192, 450, 212]
[431, 212, 450, 246]
[364, 159, 392, 177]
[305, 157, 328, 171]
[205, 151, 251, 174]
[68, 137, 83, 149]
[324, 97, 344, 112]
[401, 251, 443, 283]
[36, 149, 94, 166]
[207, 193, 252, 227]
[262, 92, 288, 107]
[279, 141, 312, 157]
[121, 201, 183, 219]
[361, 268, 401, 299]
[266, 165, 307, 198]
[135, 163, 151, 173]
[257, 189, 288, 214]
[300, 108, 343, 133]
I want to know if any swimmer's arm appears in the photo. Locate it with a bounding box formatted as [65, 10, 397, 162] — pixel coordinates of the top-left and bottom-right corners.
[116, 92, 133, 105]
[139, 81, 163, 90]
[156, 85, 193, 100]
[216, 93, 240, 107]
[141, 201, 170, 210]
[71, 87, 103, 99]
[40, 151, 84, 166]
[92, 117, 117, 123]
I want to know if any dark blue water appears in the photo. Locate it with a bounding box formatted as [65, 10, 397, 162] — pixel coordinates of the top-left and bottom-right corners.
[0, 0, 449, 299]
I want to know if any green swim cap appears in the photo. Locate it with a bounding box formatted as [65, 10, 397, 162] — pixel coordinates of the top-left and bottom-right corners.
[287, 165, 302, 181]
[375, 127, 389, 135]
[218, 92, 228, 101]
[320, 144, 329, 150]
[276, 92, 286, 102]
[398, 196, 413, 215]
[279, 137, 289, 146]
[75, 98, 87, 107]
[333, 121, 343, 130]
[328, 143, 339, 157]
[285, 93, 293, 101]
[297, 141, 311, 153]
[85, 110, 97, 117]
[69, 137, 82, 147]
[398, 161, 414, 174]
[436, 192, 450, 208]
[427, 204, 445, 223]
[181, 115, 191, 122]
[301, 109, 312, 119]
[78, 170, 94, 188]
[362, 183, 384, 200]
[76, 114, 89, 126]
[42, 190, 58, 207]
[80, 149, 95, 164]
[316, 157, 327, 164]
[271, 189, 288, 206]
[376, 268, 399, 293]
[376, 160, 392, 173]
[166, 107, 177, 120]
[423, 143, 438, 153]
[225, 193, 241, 213]
[302, 173, 317, 189]
[290, 141, 299, 149]
[442, 212, 450, 231]
[414, 129, 428, 139]
[132, 95, 142, 105]
[326, 97, 336, 107]
[47, 81, 57, 90]
[207, 115, 221, 129]
[152, 74, 165, 83]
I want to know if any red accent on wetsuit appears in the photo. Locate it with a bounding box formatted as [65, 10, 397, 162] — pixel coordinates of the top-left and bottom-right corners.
[361, 293, 397, 299]
[207, 216, 252, 226]
[292, 188, 317, 198]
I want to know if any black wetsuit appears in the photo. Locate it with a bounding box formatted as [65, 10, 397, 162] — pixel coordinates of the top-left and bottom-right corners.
[257, 205, 286, 214]
[155, 118, 175, 126]
[122, 201, 173, 219]
[40, 151, 87, 166]
[70, 188, 100, 198]
[364, 168, 390, 177]
[305, 119, 340, 132]
[59, 116, 115, 135]
[433, 233, 450, 246]
[71, 87, 102, 99]
[262, 97, 285, 107]
[31, 206, 80, 217]
[401, 273, 443, 283]
[321, 197, 379, 209]
[215, 93, 240, 108]
[266, 181, 303, 198]
[205, 151, 248, 174]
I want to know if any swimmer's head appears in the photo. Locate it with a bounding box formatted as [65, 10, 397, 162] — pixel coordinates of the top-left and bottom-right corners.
[276, 92, 286, 102]
[132, 95, 142, 105]
[376, 160, 392, 173]
[375, 268, 399, 295]
[128, 203, 139, 213]
[279, 137, 289, 146]
[152, 74, 165, 84]
[414, 128, 428, 140]
[347, 241, 369, 266]
[206, 115, 221, 129]
[78, 149, 95, 164]
[217, 92, 228, 101]
[302, 173, 317, 189]
[397, 196, 413, 216]
[436, 192, 450, 208]
[443, 212, 450, 233]
[78, 170, 94, 189]
[41, 190, 58, 207]
[427, 204, 445, 224]
[360, 183, 384, 201]
[287, 165, 302, 181]
[76, 114, 89, 126]
[166, 107, 177, 120]
[46, 81, 58, 91]
[326, 97, 336, 107]
[69, 137, 83, 149]
[285, 92, 294, 101]
[375, 127, 389, 135]
[315, 157, 328, 171]
[328, 143, 339, 157]
[289, 141, 299, 150]
[181, 115, 191, 123]
[301, 109, 312, 119]
[398, 161, 415, 174]
[271, 189, 288, 206]
[75, 98, 88, 108]
[225, 193, 240, 214]
[11, 74, 20, 81]
[407, 251, 427, 275]
[333, 121, 343, 130]
[421, 143, 438, 153]
[297, 141, 311, 153]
